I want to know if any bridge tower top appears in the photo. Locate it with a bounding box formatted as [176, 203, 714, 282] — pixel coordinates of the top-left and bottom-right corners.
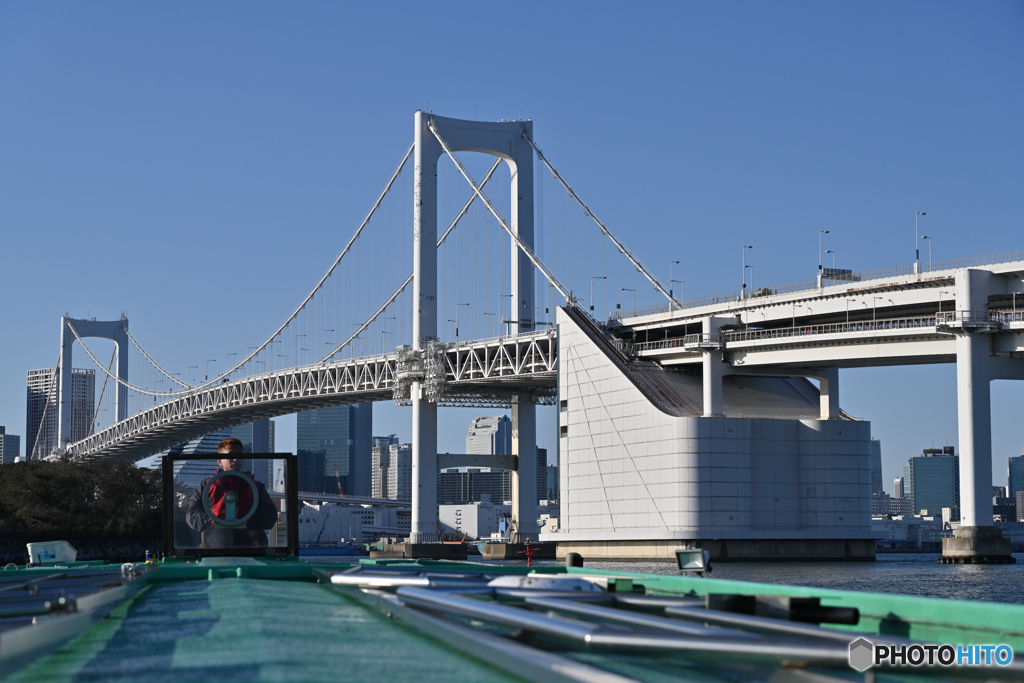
[57, 316, 129, 456]
[413, 111, 535, 345]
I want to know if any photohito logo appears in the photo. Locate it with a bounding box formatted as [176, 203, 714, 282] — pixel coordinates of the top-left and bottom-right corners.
[848, 638, 1014, 671]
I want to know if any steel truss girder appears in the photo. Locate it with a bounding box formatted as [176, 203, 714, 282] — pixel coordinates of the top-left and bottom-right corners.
[69, 330, 558, 461]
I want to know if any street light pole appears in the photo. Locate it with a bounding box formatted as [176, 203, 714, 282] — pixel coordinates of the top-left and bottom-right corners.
[590, 276, 606, 314]
[483, 312, 496, 336]
[453, 303, 469, 339]
[670, 279, 684, 309]
[818, 230, 830, 275]
[745, 265, 753, 298]
[873, 296, 884, 323]
[499, 295, 513, 335]
[621, 288, 635, 311]
[825, 249, 836, 271]
[921, 235, 932, 272]
[669, 260, 680, 301]
[915, 212, 926, 270]
[742, 245, 753, 299]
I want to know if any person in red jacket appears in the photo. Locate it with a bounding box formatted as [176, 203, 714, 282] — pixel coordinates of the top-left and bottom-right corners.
[184, 438, 278, 548]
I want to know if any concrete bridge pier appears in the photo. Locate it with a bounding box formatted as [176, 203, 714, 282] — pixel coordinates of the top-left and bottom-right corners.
[817, 368, 840, 420]
[701, 316, 735, 417]
[942, 268, 1014, 564]
[511, 400, 538, 542]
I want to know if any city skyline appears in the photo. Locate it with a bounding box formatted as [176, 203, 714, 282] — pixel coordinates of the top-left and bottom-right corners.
[1, 4, 1022, 484]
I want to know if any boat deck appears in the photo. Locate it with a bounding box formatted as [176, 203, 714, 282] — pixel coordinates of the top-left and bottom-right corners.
[3, 557, 1024, 682]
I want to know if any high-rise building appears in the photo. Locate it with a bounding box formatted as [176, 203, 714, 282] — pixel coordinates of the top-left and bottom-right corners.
[226, 419, 275, 486]
[904, 446, 959, 515]
[870, 439, 883, 495]
[467, 415, 511, 454]
[387, 444, 412, 501]
[536, 447, 548, 503]
[438, 418, 546, 505]
[1008, 450, 1024, 500]
[26, 367, 95, 459]
[371, 435, 400, 499]
[894, 477, 904, 499]
[0, 427, 21, 465]
[546, 464, 559, 502]
[296, 404, 372, 496]
[165, 428, 232, 492]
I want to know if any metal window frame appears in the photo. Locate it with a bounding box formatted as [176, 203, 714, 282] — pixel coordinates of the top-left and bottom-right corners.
[161, 453, 298, 559]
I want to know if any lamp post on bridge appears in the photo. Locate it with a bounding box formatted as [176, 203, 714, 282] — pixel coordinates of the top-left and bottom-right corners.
[745, 265, 753, 299]
[499, 294, 513, 336]
[545, 284, 556, 325]
[188, 366, 198, 384]
[818, 230, 830, 284]
[621, 288, 635, 312]
[483, 312, 496, 337]
[670, 279, 684, 310]
[380, 317, 396, 353]
[590, 276, 606, 315]
[205, 359, 216, 381]
[293, 336, 305, 365]
[742, 245, 753, 299]
[921, 235, 932, 272]
[872, 296, 885, 323]
[452, 303, 469, 340]
[225, 352, 237, 375]
[915, 212, 926, 271]
[669, 261, 680, 308]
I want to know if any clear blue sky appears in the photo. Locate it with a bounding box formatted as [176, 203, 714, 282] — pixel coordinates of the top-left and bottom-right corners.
[2, 2, 1022, 488]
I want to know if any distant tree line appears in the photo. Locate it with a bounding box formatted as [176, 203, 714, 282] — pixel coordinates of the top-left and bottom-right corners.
[0, 459, 161, 538]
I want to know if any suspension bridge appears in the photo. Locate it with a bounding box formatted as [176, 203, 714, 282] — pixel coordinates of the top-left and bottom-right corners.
[33, 111, 1024, 559]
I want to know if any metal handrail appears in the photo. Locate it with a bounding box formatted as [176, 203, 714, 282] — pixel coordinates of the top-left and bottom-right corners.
[612, 249, 1024, 320]
[633, 315, 942, 352]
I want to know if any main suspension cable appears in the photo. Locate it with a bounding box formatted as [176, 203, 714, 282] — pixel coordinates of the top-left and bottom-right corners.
[121, 323, 192, 388]
[519, 123, 674, 306]
[188, 141, 416, 390]
[67, 322, 178, 396]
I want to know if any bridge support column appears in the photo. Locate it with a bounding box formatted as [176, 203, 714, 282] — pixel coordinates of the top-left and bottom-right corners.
[702, 351, 723, 417]
[57, 316, 74, 457]
[956, 331, 992, 528]
[410, 110, 441, 543]
[411, 397, 438, 543]
[818, 368, 839, 420]
[511, 399, 538, 542]
[942, 268, 1013, 563]
[701, 316, 726, 417]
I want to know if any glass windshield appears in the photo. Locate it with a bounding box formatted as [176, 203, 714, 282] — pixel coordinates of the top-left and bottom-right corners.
[169, 455, 290, 553]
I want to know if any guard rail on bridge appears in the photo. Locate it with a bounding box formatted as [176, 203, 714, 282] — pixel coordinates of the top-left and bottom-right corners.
[613, 249, 1024, 320]
[632, 315, 946, 353]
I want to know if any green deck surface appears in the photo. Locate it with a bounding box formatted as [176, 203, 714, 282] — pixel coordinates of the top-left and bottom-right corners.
[8, 558, 1024, 683]
[7, 575, 522, 683]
